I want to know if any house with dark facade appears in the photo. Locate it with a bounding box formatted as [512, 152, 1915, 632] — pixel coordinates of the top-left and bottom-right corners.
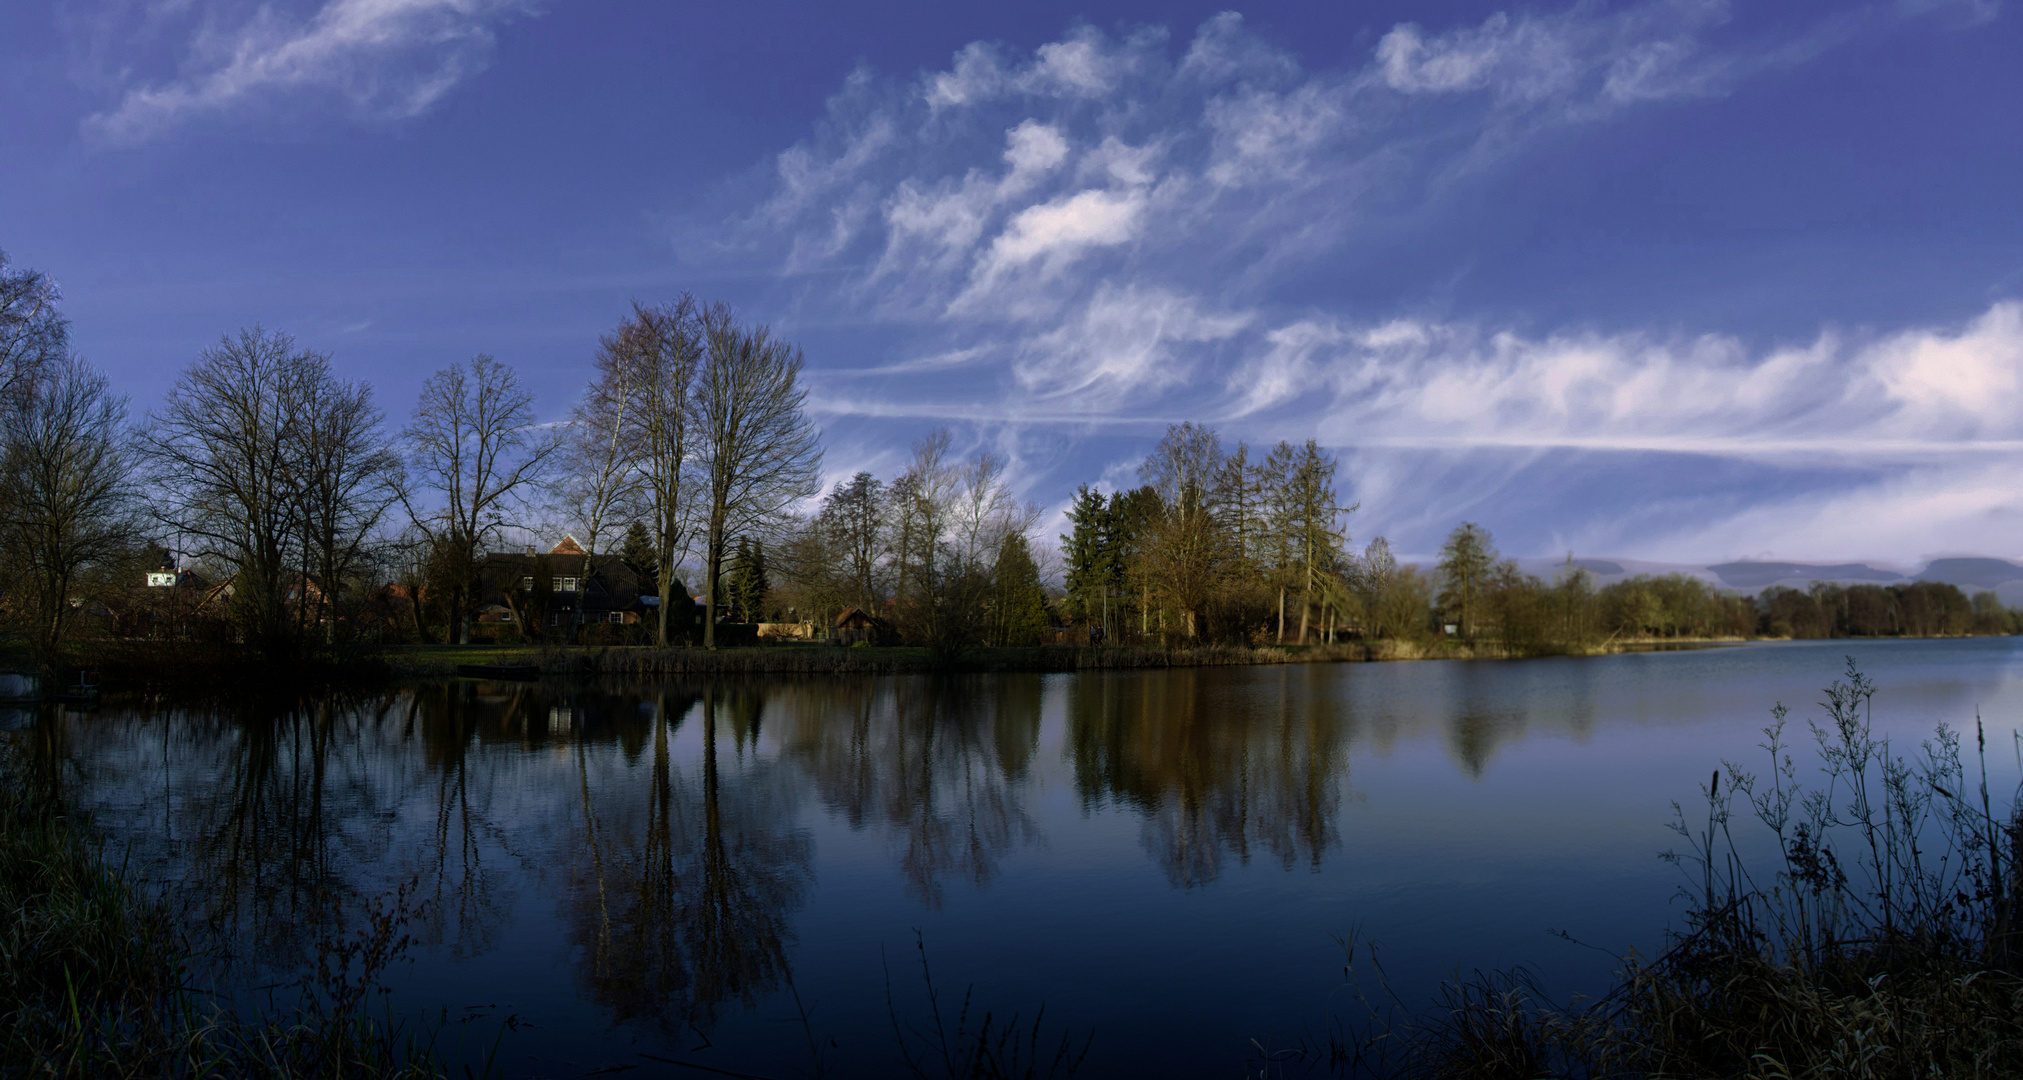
[832, 606, 886, 645]
[475, 536, 652, 637]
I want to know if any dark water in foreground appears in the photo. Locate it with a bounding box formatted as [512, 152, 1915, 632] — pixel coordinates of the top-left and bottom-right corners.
[18, 638, 2023, 1077]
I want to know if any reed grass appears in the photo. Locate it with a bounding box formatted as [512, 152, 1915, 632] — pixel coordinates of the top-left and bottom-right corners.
[532, 641, 1378, 677]
[1302, 657, 2023, 1078]
[885, 931, 1091, 1080]
[0, 744, 454, 1079]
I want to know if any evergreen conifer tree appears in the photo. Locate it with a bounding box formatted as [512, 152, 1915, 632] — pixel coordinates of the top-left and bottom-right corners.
[1437, 522, 1497, 642]
[993, 532, 1051, 647]
[1061, 484, 1111, 625]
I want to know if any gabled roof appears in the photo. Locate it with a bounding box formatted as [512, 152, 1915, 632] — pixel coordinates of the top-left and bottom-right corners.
[834, 606, 885, 628]
[550, 535, 586, 556]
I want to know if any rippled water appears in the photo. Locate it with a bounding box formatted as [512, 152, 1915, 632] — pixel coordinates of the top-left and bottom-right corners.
[20, 638, 2023, 1076]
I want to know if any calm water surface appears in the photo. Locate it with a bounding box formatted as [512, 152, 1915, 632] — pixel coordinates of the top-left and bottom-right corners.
[21, 638, 2023, 1076]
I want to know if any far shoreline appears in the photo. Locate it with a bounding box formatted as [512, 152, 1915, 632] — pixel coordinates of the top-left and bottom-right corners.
[58, 631, 2014, 693]
[385, 631, 1993, 680]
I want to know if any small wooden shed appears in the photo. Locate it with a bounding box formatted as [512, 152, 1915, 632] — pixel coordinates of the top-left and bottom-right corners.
[833, 607, 884, 645]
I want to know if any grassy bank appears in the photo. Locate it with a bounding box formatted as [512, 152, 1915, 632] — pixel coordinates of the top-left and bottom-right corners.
[0, 743, 451, 1079]
[1302, 659, 2023, 1078]
[383, 636, 1746, 679]
[69, 631, 1993, 690]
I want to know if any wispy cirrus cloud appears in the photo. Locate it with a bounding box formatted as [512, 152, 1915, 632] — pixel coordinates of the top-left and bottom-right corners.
[748, 1, 1767, 367]
[734, 3, 2020, 562]
[1238, 301, 2023, 457]
[81, 0, 535, 145]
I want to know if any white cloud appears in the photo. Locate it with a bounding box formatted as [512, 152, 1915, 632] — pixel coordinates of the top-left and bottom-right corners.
[1250, 302, 2023, 456]
[978, 188, 1146, 275]
[736, 4, 2007, 562]
[1003, 119, 1070, 177]
[1644, 460, 2023, 564]
[754, 2, 1766, 325]
[83, 0, 532, 144]
[1013, 284, 1251, 405]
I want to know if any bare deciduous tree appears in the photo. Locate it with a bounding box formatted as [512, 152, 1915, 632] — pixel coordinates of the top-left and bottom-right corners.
[1139, 421, 1226, 639]
[819, 471, 885, 614]
[951, 449, 1037, 574]
[692, 309, 820, 647]
[293, 372, 403, 642]
[0, 250, 66, 406]
[605, 299, 703, 645]
[556, 317, 647, 639]
[887, 427, 953, 613]
[146, 328, 320, 656]
[2, 355, 138, 663]
[1278, 439, 1353, 644]
[404, 354, 563, 644]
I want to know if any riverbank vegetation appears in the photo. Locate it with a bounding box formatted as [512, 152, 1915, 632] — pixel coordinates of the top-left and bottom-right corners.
[1306, 660, 2023, 1077]
[1, 247, 2017, 678]
[0, 739, 450, 1078]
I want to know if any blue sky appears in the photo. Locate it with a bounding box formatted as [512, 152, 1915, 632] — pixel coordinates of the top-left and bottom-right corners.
[3, 0, 2019, 565]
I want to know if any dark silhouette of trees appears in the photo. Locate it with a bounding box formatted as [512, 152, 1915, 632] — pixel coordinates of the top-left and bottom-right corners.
[594, 299, 703, 646]
[147, 329, 325, 657]
[404, 354, 562, 645]
[693, 309, 820, 648]
[0, 249, 65, 404]
[293, 369, 402, 642]
[826, 472, 886, 613]
[2, 356, 138, 663]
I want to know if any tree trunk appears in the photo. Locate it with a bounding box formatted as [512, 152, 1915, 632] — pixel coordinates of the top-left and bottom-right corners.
[656, 550, 675, 646]
[703, 535, 722, 649]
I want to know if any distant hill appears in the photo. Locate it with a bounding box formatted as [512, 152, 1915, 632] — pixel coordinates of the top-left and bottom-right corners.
[1917, 557, 2023, 589]
[1710, 562, 1904, 589]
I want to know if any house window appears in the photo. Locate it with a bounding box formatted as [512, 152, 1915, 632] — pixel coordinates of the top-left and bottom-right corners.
[549, 613, 560, 626]
[521, 576, 534, 592]
[558, 577, 580, 593]
[609, 612, 625, 624]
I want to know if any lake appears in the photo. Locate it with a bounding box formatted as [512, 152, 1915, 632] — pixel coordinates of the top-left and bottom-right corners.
[20, 637, 2023, 1077]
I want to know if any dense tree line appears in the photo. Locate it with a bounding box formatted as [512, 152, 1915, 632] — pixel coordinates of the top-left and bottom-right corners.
[0, 244, 2014, 666]
[0, 253, 831, 662]
[1413, 525, 2011, 655]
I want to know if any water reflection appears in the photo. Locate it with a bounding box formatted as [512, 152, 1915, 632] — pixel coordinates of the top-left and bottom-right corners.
[19, 641, 2021, 1078]
[563, 685, 810, 1030]
[769, 676, 1040, 906]
[1069, 669, 1349, 887]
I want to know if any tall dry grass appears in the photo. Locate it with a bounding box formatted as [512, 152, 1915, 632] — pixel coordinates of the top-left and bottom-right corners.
[0, 741, 457, 1079]
[1299, 658, 2023, 1078]
[534, 641, 1377, 677]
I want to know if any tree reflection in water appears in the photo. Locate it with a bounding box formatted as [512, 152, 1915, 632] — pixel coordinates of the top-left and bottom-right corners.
[1069, 668, 1350, 887]
[30, 690, 432, 982]
[563, 682, 811, 1033]
[768, 675, 1041, 907]
[30, 666, 1363, 1051]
